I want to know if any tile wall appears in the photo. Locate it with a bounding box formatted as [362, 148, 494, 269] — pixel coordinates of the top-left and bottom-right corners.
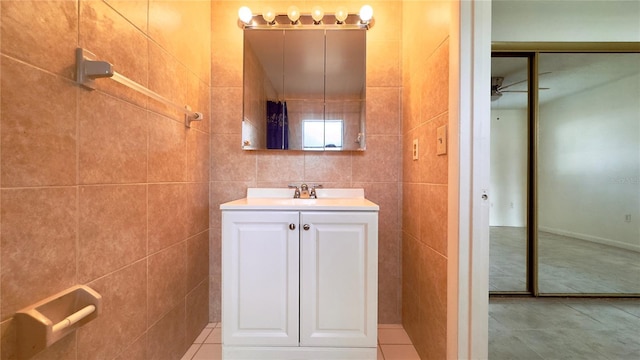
[209, 0, 403, 324]
[0, 1, 211, 359]
[401, 1, 452, 358]
[0, 1, 456, 358]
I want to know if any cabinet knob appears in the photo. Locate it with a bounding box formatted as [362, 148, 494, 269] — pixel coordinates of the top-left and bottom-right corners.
[289, 223, 296, 230]
[303, 224, 310, 231]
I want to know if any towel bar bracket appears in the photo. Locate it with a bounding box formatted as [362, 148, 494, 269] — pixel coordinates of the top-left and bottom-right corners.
[75, 48, 203, 128]
[76, 48, 113, 90]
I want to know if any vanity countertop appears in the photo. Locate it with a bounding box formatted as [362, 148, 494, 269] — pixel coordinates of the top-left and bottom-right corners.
[220, 188, 379, 211]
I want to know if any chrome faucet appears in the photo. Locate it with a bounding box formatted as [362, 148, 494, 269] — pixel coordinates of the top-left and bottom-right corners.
[289, 184, 322, 199]
[300, 183, 310, 199]
[288, 184, 301, 198]
[310, 184, 323, 199]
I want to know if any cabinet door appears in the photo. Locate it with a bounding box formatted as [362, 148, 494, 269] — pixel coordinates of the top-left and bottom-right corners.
[222, 211, 300, 346]
[299, 211, 378, 347]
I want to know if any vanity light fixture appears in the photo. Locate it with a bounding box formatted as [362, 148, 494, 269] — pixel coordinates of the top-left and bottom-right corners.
[359, 5, 373, 24]
[237, 5, 374, 29]
[335, 6, 348, 24]
[238, 6, 253, 25]
[287, 6, 301, 24]
[262, 7, 276, 24]
[311, 6, 324, 24]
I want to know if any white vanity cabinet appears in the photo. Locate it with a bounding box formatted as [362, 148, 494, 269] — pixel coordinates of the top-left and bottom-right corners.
[221, 189, 379, 359]
[222, 211, 300, 347]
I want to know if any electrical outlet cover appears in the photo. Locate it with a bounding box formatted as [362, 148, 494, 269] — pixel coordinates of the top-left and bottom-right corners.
[437, 125, 447, 155]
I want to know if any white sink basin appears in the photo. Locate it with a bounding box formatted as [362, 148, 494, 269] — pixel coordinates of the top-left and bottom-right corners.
[220, 188, 379, 211]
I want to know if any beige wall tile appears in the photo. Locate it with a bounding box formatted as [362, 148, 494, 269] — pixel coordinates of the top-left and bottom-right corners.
[419, 113, 449, 185]
[80, 0, 148, 86]
[78, 261, 147, 360]
[209, 181, 255, 230]
[78, 90, 148, 184]
[1, 0, 78, 79]
[148, 43, 189, 120]
[78, 185, 147, 283]
[1, 57, 77, 187]
[149, 0, 211, 83]
[211, 134, 257, 182]
[353, 181, 400, 232]
[401, 235, 419, 336]
[5, 316, 77, 360]
[256, 152, 305, 183]
[187, 231, 210, 292]
[148, 243, 187, 325]
[209, 228, 221, 320]
[186, 280, 210, 344]
[419, 184, 448, 256]
[367, 87, 401, 135]
[147, 302, 187, 359]
[187, 182, 210, 238]
[365, 1, 402, 43]
[187, 128, 211, 183]
[188, 75, 212, 133]
[148, 113, 187, 183]
[0, 188, 76, 321]
[352, 135, 401, 182]
[103, 0, 149, 33]
[148, 183, 189, 253]
[420, 40, 450, 124]
[211, 87, 243, 135]
[401, 1, 452, 355]
[209, 275, 221, 323]
[114, 334, 147, 360]
[1, 0, 211, 358]
[1, 188, 77, 320]
[417, 244, 447, 359]
[303, 152, 353, 183]
[367, 40, 401, 88]
[211, 35, 243, 88]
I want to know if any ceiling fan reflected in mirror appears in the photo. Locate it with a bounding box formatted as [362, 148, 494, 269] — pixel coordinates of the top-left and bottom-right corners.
[491, 72, 551, 101]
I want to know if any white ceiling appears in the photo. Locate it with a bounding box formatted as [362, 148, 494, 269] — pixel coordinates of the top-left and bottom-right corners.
[491, 53, 640, 110]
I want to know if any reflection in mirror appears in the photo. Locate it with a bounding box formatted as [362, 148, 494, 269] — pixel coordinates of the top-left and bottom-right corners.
[242, 30, 284, 150]
[242, 28, 366, 151]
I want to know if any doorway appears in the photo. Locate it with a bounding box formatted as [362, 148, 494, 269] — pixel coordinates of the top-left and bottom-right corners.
[489, 50, 640, 296]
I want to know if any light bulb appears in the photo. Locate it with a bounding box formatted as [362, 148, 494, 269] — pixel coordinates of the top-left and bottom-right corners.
[262, 7, 276, 23]
[287, 6, 300, 24]
[335, 6, 348, 23]
[359, 5, 373, 23]
[238, 6, 253, 25]
[311, 6, 324, 23]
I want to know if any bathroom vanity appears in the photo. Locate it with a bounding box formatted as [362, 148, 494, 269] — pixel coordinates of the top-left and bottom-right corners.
[220, 188, 379, 359]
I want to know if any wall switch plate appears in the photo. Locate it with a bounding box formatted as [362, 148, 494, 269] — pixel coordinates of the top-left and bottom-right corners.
[625, 214, 632, 222]
[437, 125, 447, 155]
[412, 139, 419, 160]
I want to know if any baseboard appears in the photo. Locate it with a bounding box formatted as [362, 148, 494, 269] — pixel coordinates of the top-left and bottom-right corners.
[223, 346, 377, 360]
[539, 226, 640, 252]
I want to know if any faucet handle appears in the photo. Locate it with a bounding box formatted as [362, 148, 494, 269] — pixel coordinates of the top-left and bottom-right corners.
[309, 184, 323, 199]
[287, 184, 301, 198]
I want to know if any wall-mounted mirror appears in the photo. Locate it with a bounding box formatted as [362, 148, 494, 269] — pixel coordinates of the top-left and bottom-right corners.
[242, 28, 366, 151]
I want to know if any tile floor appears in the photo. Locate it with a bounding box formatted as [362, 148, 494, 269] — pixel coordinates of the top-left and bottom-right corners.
[489, 297, 640, 359]
[490, 226, 640, 293]
[181, 323, 419, 360]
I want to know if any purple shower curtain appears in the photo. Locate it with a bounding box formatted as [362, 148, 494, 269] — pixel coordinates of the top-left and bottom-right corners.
[266, 100, 288, 149]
